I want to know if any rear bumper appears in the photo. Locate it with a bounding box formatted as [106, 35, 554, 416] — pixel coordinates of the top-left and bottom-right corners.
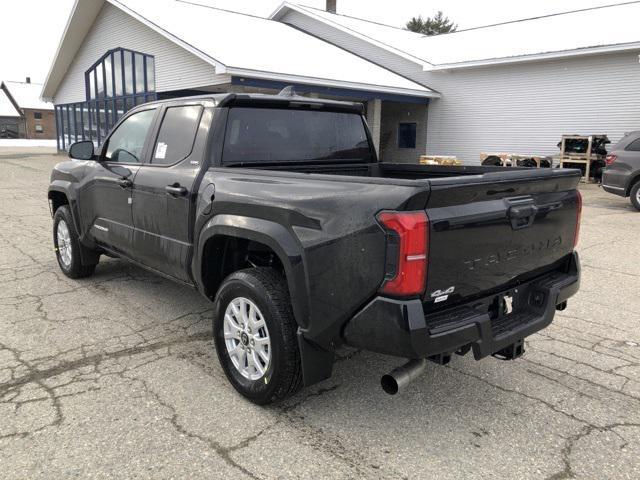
[343, 252, 580, 360]
[601, 183, 627, 197]
[601, 171, 628, 197]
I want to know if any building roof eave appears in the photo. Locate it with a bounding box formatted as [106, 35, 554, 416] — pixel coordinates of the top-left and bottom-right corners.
[269, 2, 434, 69]
[424, 41, 640, 72]
[107, 0, 227, 72]
[41, 0, 228, 102]
[226, 67, 440, 100]
[41, 0, 105, 101]
[0, 82, 24, 116]
[42, 0, 435, 103]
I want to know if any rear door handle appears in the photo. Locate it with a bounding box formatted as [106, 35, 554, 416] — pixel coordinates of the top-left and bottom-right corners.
[166, 184, 188, 196]
[117, 178, 133, 188]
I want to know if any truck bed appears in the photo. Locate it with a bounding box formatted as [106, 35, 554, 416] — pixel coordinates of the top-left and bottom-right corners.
[224, 161, 582, 314]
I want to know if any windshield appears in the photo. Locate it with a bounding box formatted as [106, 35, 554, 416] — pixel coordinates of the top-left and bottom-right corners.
[222, 107, 374, 165]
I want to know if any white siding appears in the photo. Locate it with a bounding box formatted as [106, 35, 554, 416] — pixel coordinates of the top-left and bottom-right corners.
[281, 12, 640, 164]
[423, 52, 640, 163]
[53, 3, 216, 104]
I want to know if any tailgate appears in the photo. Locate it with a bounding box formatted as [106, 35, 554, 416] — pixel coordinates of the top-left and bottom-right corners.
[423, 168, 581, 309]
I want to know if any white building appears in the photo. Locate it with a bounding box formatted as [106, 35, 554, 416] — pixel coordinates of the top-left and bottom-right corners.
[43, 0, 640, 163]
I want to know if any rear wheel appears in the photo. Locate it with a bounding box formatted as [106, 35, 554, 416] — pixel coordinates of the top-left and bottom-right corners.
[53, 206, 98, 278]
[213, 268, 302, 404]
[630, 181, 640, 211]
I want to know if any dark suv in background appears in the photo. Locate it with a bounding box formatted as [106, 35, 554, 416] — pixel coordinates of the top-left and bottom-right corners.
[602, 131, 640, 211]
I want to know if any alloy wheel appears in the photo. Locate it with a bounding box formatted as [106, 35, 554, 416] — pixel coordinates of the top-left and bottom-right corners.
[223, 297, 271, 380]
[57, 220, 72, 268]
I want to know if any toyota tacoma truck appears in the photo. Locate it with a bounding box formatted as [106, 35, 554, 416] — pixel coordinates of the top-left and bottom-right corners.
[49, 93, 581, 404]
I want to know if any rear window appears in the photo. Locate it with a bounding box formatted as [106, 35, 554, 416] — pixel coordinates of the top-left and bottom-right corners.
[152, 105, 203, 164]
[222, 107, 373, 164]
[626, 138, 640, 152]
[611, 132, 640, 151]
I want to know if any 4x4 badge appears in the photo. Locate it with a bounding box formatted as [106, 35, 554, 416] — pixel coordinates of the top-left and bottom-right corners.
[431, 286, 455, 303]
[431, 286, 455, 298]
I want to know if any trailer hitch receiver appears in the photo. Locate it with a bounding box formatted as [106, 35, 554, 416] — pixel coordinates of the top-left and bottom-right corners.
[492, 339, 525, 360]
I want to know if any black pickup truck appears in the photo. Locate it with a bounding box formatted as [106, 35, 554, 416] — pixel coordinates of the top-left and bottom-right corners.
[49, 93, 581, 404]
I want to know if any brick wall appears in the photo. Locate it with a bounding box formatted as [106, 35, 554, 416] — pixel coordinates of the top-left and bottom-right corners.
[23, 109, 56, 139]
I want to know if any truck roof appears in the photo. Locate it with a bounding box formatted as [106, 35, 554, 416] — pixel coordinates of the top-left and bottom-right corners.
[140, 92, 365, 114]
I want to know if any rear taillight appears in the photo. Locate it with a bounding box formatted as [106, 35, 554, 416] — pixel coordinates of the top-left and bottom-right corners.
[573, 190, 582, 248]
[605, 154, 617, 165]
[377, 211, 428, 297]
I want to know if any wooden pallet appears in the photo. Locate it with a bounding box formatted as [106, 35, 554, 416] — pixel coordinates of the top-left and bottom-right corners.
[419, 155, 461, 166]
[558, 135, 606, 183]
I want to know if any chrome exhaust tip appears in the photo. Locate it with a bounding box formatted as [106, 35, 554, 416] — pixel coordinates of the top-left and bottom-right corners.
[381, 358, 427, 395]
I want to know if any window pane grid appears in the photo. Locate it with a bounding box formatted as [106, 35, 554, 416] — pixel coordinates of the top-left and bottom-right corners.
[124, 51, 133, 96]
[146, 57, 155, 92]
[85, 48, 154, 100]
[104, 55, 112, 98]
[114, 50, 123, 96]
[134, 53, 145, 95]
[58, 48, 156, 150]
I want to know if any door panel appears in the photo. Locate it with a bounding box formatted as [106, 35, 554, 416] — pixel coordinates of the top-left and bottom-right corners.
[132, 166, 198, 280]
[77, 163, 138, 255]
[78, 107, 158, 256]
[131, 104, 206, 281]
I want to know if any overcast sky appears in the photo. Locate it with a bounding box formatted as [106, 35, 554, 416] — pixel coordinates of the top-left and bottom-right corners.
[0, 0, 624, 84]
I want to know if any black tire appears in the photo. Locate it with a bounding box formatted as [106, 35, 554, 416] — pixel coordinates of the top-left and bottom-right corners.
[53, 205, 97, 278]
[630, 181, 640, 212]
[482, 155, 503, 166]
[213, 268, 302, 405]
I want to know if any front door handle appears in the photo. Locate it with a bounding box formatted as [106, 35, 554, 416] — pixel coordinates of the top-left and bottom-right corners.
[166, 184, 188, 196]
[117, 178, 133, 188]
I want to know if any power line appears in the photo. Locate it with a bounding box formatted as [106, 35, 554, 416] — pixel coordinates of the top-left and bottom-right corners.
[455, 0, 640, 34]
[300, 1, 640, 37]
[174, 0, 272, 21]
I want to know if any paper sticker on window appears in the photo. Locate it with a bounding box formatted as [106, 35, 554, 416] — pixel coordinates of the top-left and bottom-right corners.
[155, 142, 167, 159]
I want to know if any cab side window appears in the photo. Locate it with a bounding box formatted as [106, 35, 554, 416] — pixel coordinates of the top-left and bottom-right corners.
[104, 109, 156, 163]
[151, 105, 203, 165]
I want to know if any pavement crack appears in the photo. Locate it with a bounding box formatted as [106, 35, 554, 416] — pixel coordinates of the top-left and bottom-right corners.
[449, 366, 595, 428]
[545, 422, 640, 480]
[124, 373, 263, 480]
[0, 333, 211, 396]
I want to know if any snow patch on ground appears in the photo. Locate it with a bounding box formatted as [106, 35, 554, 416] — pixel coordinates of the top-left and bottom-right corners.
[0, 139, 57, 147]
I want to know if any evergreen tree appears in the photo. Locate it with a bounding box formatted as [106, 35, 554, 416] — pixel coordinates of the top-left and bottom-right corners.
[406, 11, 457, 36]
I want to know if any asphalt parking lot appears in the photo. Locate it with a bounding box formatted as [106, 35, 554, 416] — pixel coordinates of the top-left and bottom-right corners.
[1, 148, 639, 479]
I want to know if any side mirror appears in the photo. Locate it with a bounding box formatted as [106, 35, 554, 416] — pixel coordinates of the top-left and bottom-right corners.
[68, 141, 95, 161]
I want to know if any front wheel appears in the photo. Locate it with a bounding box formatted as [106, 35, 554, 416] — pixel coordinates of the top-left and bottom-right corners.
[213, 268, 302, 404]
[630, 181, 640, 211]
[53, 206, 97, 278]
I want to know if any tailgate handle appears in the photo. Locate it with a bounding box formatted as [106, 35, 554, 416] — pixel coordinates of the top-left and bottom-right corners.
[508, 204, 539, 230]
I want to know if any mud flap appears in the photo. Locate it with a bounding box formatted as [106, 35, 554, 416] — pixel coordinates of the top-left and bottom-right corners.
[297, 331, 334, 386]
